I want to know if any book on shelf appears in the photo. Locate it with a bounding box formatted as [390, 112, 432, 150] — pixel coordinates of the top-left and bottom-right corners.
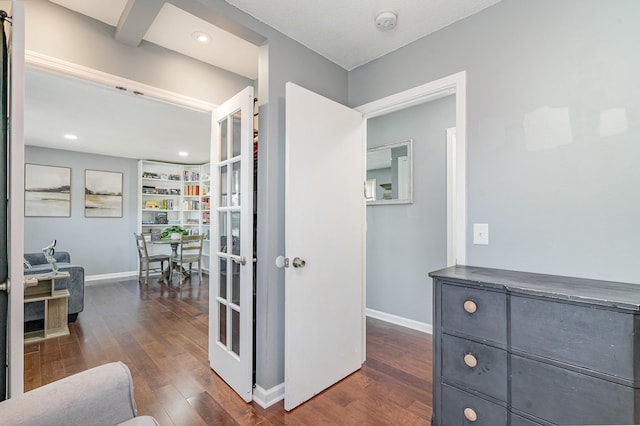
[183, 170, 200, 182]
[185, 184, 200, 196]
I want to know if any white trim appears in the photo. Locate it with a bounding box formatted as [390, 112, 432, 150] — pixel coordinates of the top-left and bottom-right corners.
[366, 308, 433, 334]
[357, 71, 467, 265]
[446, 127, 457, 267]
[357, 73, 460, 119]
[253, 383, 285, 408]
[85, 271, 139, 284]
[8, 1, 26, 397]
[25, 50, 217, 113]
[85, 269, 209, 285]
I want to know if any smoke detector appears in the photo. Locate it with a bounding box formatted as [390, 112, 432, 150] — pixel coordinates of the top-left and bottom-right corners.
[375, 11, 398, 31]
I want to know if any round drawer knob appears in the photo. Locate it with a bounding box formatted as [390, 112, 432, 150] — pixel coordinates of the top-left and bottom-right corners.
[464, 353, 478, 368]
[463, 300, 477, 313]
[464, 407, 478, 422]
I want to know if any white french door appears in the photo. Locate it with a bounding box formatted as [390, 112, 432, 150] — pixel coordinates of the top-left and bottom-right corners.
[209, 86, 255, 402]
[283, 83, 365, 410]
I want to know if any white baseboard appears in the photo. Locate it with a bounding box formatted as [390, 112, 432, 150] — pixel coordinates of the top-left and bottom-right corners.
[85, 270, 209, 286]
[366, 308, 433, 334]
[85, 270, 138, 285]
[253, 382, 284, 408]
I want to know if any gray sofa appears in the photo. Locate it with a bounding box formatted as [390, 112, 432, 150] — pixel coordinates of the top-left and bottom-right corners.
[23, 251, 85, 322]
[0, 361, 158, 425]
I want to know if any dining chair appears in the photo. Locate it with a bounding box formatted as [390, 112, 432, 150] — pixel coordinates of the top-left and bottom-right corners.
[134, 233, 170, 286]
[169, 234, 204, 285]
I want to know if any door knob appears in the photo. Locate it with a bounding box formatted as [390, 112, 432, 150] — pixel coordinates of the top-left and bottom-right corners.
[275, 256, 289, 268]
[231, 255, 247, 266]
[292, 257, 306, 268]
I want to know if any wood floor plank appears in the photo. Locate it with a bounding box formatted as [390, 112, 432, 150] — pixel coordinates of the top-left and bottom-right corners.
[187, 391, 241, 426]
[24, 276, 433, 425]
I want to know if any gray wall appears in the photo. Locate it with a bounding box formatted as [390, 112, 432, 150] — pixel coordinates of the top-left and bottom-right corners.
[351, 0, 640, 285]
[25, 147, 139, 276]
[367, 96, 455, 324]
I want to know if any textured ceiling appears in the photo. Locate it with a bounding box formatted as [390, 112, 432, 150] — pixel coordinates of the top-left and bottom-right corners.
[225, 0, 503, 70]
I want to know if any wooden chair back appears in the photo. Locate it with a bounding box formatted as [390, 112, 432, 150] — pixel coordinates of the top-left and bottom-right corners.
[178, 234, 204, 263]
[134, 233, 149, 261]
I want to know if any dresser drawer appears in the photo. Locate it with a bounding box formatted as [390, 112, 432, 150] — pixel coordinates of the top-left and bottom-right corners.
[511, 355, 636, 425]
[440, 383, 507, 426]
[441, 283, 506, 344]
[511, 295, 637, 380]
[441, 333, 507, 401]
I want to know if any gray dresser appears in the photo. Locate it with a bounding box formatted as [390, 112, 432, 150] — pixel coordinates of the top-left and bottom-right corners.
[430, 265, 640, 426]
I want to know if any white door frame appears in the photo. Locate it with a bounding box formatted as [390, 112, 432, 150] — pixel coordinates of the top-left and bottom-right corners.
[7, 1, 25, 397]
[356, 71, 467, 266]
[355, 71, 467, 351]
[25, 51, 216, 113]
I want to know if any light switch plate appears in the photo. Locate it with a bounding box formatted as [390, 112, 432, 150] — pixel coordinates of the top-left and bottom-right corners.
[473, 223, 489, 245]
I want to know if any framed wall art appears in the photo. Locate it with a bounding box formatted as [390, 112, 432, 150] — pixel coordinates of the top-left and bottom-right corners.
[24, 163, 71, 217]
[84, 169, 123, 218]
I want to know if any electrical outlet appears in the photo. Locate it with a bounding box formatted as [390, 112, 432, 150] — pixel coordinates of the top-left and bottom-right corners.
[473, 223, 489, 245]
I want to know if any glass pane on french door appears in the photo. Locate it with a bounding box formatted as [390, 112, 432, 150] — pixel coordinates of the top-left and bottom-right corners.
[216, 108, 243, 357]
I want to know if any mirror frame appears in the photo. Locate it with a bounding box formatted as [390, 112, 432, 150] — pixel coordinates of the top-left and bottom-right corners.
[366, 139, 413, 206]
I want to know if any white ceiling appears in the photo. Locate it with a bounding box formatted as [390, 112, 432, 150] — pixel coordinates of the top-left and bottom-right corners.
[30, 0, 504, 164]
[25, 68, 212, 164]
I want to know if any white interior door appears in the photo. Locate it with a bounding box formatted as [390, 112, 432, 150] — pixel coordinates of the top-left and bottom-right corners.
[284, 82, 365, 411]
[209, 86, 254, 402]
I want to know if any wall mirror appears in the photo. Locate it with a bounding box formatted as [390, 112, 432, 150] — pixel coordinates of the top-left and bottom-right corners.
[366, 139, 413, 205]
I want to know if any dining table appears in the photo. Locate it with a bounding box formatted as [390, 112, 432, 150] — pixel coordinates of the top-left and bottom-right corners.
[151, 237, 185, 281]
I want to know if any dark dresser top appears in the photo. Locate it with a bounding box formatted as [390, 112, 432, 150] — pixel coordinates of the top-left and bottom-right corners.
[429, 265, 640, 311]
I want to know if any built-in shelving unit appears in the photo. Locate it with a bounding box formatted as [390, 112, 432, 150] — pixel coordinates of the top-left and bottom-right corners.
[138, 160, 211, 269]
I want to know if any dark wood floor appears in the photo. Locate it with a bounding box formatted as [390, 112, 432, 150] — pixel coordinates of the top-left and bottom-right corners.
[24, 275, 433, 425]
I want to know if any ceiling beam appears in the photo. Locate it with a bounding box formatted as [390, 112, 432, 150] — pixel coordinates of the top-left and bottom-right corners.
[115, 0, 165, 46]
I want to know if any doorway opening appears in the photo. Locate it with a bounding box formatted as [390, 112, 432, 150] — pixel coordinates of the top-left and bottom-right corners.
[357, 71, 467, 337]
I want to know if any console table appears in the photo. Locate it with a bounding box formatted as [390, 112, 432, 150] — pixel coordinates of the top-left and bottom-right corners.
[430, 265, 640, 425]
[24, 271, 70, 344]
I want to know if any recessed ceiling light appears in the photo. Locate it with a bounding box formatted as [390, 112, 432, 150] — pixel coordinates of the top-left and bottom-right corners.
[178, 151, 189, 157]
[64, 134, 78, 140]
[191, 31, 210, 43]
